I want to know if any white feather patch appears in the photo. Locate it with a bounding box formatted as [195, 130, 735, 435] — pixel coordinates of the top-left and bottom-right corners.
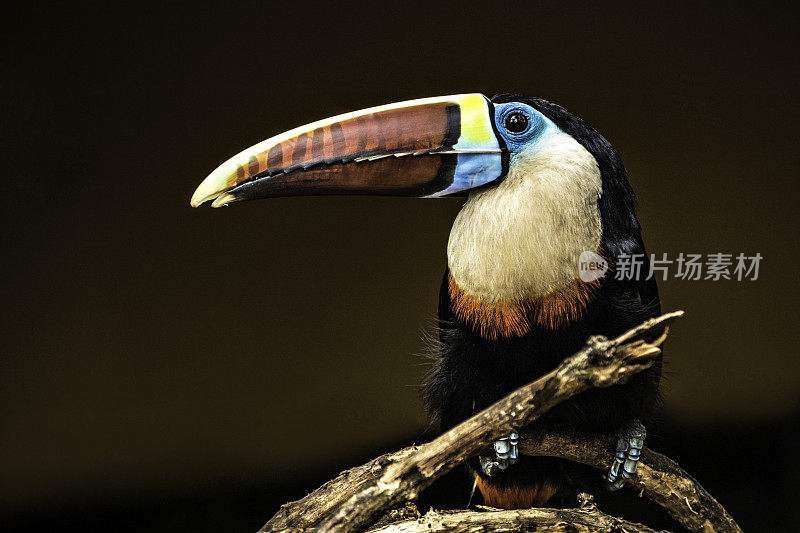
[447, 131, 603, 302]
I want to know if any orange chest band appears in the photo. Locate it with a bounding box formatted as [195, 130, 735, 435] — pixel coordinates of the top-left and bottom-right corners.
[447, 274, 599, 339]
[473, 474, 558, 509]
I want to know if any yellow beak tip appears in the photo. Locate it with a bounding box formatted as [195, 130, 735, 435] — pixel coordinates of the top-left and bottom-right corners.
[211, 193, 237, 208]
[190, 183, 223, 208]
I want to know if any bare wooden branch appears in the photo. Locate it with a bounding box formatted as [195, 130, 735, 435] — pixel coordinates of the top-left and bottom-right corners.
[258, 311, 740, 533]
[367, 494, 668, 533]
[260, 447, 417, 532]
[312, 312, 683, 533]
[511, 432, 741, 533]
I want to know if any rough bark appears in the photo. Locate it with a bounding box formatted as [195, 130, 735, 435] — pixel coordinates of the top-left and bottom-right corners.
[259, 311, 741, 533]
[512, 432, 741, 533]
[261, 447, 417, 532]
[367, 494, 668, 533]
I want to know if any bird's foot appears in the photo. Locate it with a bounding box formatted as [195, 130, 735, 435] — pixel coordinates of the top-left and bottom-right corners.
[479, 432, 518, 476]
[607, 419, 646, 490]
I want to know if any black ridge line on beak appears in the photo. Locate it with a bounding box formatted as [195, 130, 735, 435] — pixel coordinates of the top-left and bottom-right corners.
[486, 98, 510, 180]
[220, 151, 466, 200]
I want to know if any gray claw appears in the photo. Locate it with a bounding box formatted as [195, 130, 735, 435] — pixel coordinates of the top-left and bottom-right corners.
[607, 420, 646, 490]
[479, 455, 499, 476]
[493, 437, 509, 470]
[482, 432, 520, 475]
[508, 432, 519, 463]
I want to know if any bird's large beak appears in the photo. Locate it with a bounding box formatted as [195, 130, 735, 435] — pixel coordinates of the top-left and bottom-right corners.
[190, 93, 507, 207]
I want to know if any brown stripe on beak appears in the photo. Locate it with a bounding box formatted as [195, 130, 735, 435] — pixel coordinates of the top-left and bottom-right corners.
[234, 102, 456, 188]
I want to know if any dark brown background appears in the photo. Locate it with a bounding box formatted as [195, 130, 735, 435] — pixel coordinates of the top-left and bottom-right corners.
[3, 3, 798, 531]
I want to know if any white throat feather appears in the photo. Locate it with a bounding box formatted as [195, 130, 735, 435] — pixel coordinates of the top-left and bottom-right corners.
[447, 131, 603, 303]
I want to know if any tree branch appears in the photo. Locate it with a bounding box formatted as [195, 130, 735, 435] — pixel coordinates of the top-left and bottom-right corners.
[367, 494, 668, 533]
[261, 447, 417, 532]
[511, 432, 741, 533]
[259, 311, 740, 533]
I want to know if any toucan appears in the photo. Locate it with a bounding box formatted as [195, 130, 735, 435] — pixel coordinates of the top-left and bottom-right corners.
[191, 93, 662, 509]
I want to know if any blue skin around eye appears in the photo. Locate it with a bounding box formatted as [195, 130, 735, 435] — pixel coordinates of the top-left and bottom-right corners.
[493, 103, 559, 153]
[426, 102, 560, 197]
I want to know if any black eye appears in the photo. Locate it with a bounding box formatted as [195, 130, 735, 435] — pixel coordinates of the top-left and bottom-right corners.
[504, 111, 529, 133]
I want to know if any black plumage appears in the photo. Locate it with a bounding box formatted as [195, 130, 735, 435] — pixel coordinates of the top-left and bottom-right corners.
[423, 95, 662, 506]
